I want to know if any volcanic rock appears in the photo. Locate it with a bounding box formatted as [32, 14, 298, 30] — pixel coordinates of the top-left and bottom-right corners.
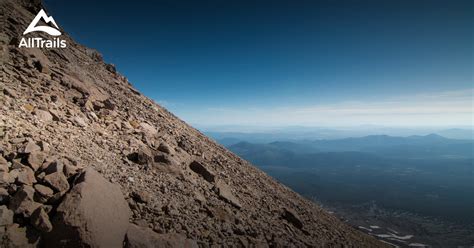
[43, 172, 69, 192]
[45, 168, 130, 247]
[0, 205, 14, 226]
[215, 180, 242, 209]
[189, 160, 215, 183]
[30, 207, 53, 232]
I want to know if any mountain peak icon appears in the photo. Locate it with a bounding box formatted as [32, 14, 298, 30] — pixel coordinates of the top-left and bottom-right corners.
[23, 9, 61, 36]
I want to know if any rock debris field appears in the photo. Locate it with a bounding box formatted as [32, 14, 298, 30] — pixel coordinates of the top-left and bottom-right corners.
[0, 0, 386, 247]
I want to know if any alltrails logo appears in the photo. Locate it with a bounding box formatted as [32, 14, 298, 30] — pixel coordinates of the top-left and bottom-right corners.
[19, 9, 67, 48]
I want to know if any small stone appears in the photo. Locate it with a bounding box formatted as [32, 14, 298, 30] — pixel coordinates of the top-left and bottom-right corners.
[34, 184, 54, 203]
[43, 160, 64, 175]
[21, 141, 41, 154]
[44, 172, 69, 192]
[127, 149, 152, 165]
[9, 186, 41, 217]
[63, 162, 78, 178]
[31, 207, 53, 232]
[74, 116, 88, 127]
[3, 223, 38, 247]
[17, 166, 36, 185]
[194, 191, 206, 204]
[27, 151, 46, 171]
[23, 104, 35, 112]
[11, 160, 23, 169]
[0, 172, 14, 185]
[0, 205, 14, 226]
[215, 180, 242, 209]
[0, 187, 9, 203]
[39, 141, 50, 153]
[132, 191, 150, 204]
[157, 143, 173, 154]
[129, 120, 140, 129]
[34, 109, 53, 122]
[0, 156, 8, 171]
[3, 88, 18, 98]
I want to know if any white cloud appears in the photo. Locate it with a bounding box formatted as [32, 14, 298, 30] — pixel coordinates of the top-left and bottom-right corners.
[177, 88, 474, 127]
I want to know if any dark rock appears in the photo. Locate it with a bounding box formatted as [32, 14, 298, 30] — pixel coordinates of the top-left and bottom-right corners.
[127, 149, 153, 165]
[43, 172, 69, 192]
[132, 191, 150, 204]
[9, 185, 41, 218]
[3, 87, 18, 98]
[157, 142, 173, 154]
[30, 207, 53, 232]
[282, 208, 303, 229]
[42, 160, 63, 175]
[189, 160, 215, 183]
[0, 205, 14, 226]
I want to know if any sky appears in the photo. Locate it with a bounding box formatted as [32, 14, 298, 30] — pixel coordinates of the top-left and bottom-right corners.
[43, 0, 473, 127]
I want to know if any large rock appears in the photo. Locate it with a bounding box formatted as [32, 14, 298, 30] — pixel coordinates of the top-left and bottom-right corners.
[0, 156, 8, 171]
[1, 223, 39, 248]
[139, 122, 158, 136]
[43, 172, 69, 192]
[30, 207, 53, 232]
[16, 166, 36, 185]
[0, 171, 14, 185]
[9, 185, 41, 218]
[27, 151, 45, 171]
[44, 167, 131, 247]
[20, 141, 41, 154]
[215, 180, 242, 209]
[125, 224, 198, 248]
[189, 160, 215, 183]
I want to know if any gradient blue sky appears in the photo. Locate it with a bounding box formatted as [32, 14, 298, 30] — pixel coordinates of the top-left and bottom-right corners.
[44, 0, 473, 127]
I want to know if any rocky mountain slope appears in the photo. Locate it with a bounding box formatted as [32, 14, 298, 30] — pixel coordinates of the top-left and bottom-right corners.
[0, 0, 385, 246]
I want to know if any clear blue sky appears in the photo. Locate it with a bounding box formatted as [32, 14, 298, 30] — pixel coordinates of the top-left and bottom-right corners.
[44, 0, 473, 127]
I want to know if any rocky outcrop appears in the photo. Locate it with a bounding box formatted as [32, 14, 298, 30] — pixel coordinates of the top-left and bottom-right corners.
[0, 0, 386, 247]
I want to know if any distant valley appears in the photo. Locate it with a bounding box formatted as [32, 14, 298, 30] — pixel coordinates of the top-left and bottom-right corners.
[209, 133, 474, 247]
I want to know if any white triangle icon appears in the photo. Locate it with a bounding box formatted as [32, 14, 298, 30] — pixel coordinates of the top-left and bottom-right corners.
[23, 9, 62, 36]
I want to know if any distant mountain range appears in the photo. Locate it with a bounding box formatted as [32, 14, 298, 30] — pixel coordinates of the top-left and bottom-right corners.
[227, 134, 474, 159]
[207, 127, 474, 145]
